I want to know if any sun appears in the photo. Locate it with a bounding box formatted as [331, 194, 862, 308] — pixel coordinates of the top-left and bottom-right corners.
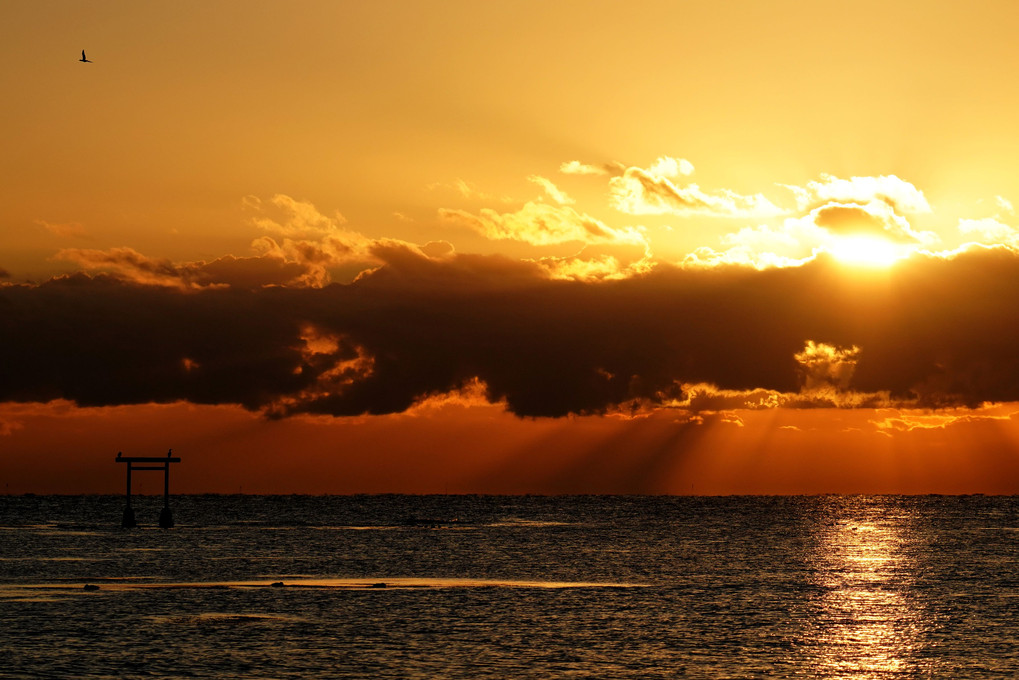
[826, 235, 905, 268]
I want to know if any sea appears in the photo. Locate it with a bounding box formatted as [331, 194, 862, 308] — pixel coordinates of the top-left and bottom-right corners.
[2, 494, 1019, 679]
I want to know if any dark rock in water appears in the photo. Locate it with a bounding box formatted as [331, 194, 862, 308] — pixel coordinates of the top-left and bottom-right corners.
[270, 581, 285, 588]
[370, 582, 387, 588]
[83, 584, 100, 591]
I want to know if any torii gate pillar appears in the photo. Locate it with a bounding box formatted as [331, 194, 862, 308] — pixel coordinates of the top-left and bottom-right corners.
[116, 450, 181, 528]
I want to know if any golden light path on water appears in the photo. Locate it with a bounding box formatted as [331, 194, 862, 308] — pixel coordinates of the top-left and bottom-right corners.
[808, 499, 935, 678]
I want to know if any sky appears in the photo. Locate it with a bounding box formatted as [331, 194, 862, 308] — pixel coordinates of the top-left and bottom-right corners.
[5, 1, 1019, 494]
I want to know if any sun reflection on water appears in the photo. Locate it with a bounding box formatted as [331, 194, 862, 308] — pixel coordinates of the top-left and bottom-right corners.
[807, 499, 937, 678]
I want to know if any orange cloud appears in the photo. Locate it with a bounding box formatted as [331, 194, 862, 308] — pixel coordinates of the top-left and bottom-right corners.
[402, 377, 499, 415]
[683, 222, 818, 269]
[787, 174, 931, 214]
[795, 340, 861, 392]
[957, 217, 1019, 248]
[683, 188, 937, 269]
[54, 247, 189, 287]
[444, 164, 1003, 273]
[243, 194, 465, 285]
[559, 160, 610, 176]
[610, 164, 783, 218]
[36, 219, 91, 240]
[668, 384, 786, 411]
[646, 156, 695, 178]
[0, 416, 23, 436]
[535, 243, 654, 281]
[55, 247, 317, 289]
[811, 201, 929, 245]
[528, 175, 575, 205]
[440, 201, 646, 247]
[244, 194, 347, 237]
[871, 409, 1019, 433]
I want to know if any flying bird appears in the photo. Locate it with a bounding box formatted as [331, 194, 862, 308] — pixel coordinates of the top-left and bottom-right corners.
[79, 50, 91, 63]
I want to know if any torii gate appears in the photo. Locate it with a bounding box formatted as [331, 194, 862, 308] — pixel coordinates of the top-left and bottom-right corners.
[116, 449, 181, 528]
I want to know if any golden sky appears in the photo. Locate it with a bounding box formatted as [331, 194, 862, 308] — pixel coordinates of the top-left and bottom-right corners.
[4, 1, 1019, 493]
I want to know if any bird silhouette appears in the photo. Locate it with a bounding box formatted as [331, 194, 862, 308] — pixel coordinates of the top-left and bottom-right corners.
[79, 50, 92, 63]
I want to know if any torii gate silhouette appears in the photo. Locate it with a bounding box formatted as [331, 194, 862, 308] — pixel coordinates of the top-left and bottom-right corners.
[116, 449, 180, 528]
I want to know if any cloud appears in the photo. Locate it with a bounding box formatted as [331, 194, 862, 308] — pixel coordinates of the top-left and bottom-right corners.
[811, 202, 924, 244]
[54, 248, 186, 287]
[36, 219, 91, 240]
[871, 408, 1019, 433]
[548, 165, 939, 269]
[193, 252, 321, 288]
[0, 268, 10, 280]
[401, 377, 496, 415]
[795, 341, 861, 392]
[9, 247, 1019, 417]
[528, 175, 575, 205]
[685, 191, 939, 269]
[54, 233, 456, 291]
[535, 242, 654, 281]
[0, 416, 23, 436]
[351, 241, 546, 290]
[666, 384, 786, 411]
[958, 217, 1019, 248]
[439, 201, 647, 247]
[559, 160, 609, 176]
[54, 247, 318, 289]
[647, 340, 888, 413]
[647, 156, 695, 178]
[672, 172, 939, 268]
[609, 164, 784, 218]
[243, 193, 377, 273]
[419, 240, 455, 259]
[786, 174, 931, 214]
[560, 165, 930, 231]
[241, 194, 462, 285]
[684, 220, 820, 269]
[250, 236, 363, 285]
[244, 194, 347, 238]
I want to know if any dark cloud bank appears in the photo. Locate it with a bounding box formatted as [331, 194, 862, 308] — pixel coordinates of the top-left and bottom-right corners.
[3, 246, 1019, 417]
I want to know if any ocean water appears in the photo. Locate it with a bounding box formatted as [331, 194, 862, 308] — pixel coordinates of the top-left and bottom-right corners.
[2, 495, 1019, 679]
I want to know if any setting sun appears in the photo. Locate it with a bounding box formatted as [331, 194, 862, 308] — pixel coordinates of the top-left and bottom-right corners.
[826, 235, 906, 268]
